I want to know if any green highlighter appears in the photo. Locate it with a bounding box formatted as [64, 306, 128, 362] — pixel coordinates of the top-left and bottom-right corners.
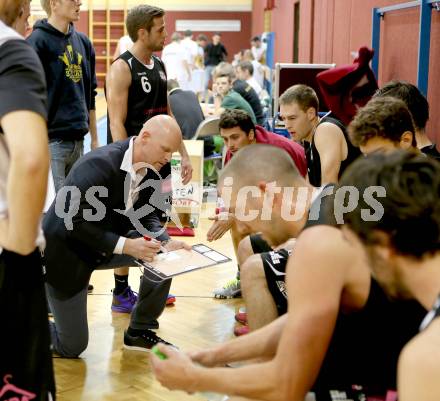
[151, 345, 167, 360]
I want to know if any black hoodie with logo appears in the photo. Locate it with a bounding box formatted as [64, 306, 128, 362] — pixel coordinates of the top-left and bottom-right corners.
[27, 19, 97, 140]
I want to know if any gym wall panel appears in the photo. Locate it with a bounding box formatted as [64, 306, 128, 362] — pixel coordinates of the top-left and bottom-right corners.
[427, 10, 440, 143]
[80, 0, 252, 11]
[251, 0, 440, 145]
[251, 0, 265, 37]
[76, 9, 252, 54]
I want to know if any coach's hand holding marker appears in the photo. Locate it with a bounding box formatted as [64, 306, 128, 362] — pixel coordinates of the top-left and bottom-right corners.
[144, 235, 168, 254]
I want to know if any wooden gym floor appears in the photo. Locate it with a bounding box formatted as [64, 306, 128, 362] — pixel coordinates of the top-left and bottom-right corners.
[54, 94, 241, 401]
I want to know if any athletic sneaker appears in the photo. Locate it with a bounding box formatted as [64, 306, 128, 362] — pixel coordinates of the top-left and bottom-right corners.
[214, 278, 241, 299]
[123, 329, 174, 352]
[233, 325, 249, 336]
[111, 286, 138, 313]
[166, 293, 176, 306]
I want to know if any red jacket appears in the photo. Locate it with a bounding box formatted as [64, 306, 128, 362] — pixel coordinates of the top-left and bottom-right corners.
[224, 125, 307, 177]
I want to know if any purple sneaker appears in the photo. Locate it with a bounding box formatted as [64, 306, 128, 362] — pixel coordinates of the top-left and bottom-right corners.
[111, 286, 138, 313]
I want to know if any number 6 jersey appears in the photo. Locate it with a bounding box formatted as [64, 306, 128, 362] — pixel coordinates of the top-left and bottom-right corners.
[117, 51, 168, 138]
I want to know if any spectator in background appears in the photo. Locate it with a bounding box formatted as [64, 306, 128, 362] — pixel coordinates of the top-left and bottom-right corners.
[243, 49, 264, 88]
[27, 0, 99, 192]
[181, 29, 198, 70]
[251, 35, 266, 64]
[181, 31, 205, 96]
[204, 32, 227, 100]
[214, 62, 265, 126]
[162, 32, 191, 91]
[195, 33, 207, 69]
[374, 80, 440, 160]
[236, 60, 262, 96]
[167, 79, 204, 139]
[212, 74, 256, 124]
[113, 34, 133, 60]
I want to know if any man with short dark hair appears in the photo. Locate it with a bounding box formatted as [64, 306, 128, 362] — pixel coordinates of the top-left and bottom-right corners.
[279, 84, 361, 186]
[374, 80, 440, 160]
[106, 4, 193, 308]
[250, 35, 266, 63]
[348, 96, 417, 155]
[28, 0, 99, 192]
[339, 150, 440, 401]
[210, 109, 307, 299]
[1, 1, 55, 397]
[236, 60, 262, 95]
[203, 32, 227, 100]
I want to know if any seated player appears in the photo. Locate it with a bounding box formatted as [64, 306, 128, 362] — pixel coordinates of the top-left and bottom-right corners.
[339, 150, 440, 401]
[279, 84, 361, 186]
[232, 93, 420, 334]
[374, 80, 440, 160]
[151, 144, 425, 400]
[210, 109, 307, 299]
[348, 96, 417, 155]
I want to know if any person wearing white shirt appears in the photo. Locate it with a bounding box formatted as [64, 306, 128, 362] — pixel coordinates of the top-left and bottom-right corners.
[243, 49, 265, 88]
[113, 34, 133, 60]
[162, 32, 191, 90]
[236, 60, 263, 95]
[251, 35, 266, 63]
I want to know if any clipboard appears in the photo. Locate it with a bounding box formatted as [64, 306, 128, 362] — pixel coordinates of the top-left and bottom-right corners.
[135, 244, 231, 282]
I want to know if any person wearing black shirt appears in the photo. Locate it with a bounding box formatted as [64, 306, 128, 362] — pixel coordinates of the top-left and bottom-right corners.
[374, 80, 440, 161]
[27, 0, 98, 193]
[339, 151, 440, 401]
[279, 84, 361, 187]
[106, 5, 193, 308]
[0, 5, 55, 399]
[106, 4, 192, 184]
[203, 32, 227, 101]
[348, 97, 418, 156]
[151, 145, 425, 400]
[167, 79, 204, 139]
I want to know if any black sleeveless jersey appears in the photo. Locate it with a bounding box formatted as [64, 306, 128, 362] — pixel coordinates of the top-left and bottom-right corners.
[302, 186, 427, 396]
[420, 294, 440, 331]
[114, 51, 168, 138]
[306, 115, 361, 187]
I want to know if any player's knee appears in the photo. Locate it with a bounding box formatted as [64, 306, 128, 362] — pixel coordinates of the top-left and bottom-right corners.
[237, 236, 254, 265]
[56, 334, 89, 358]
[240, 254, 265, 286]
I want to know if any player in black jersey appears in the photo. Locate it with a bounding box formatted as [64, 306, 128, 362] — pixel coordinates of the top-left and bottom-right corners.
[340, 151, 440, 401]
[279, 84, 361, 187]
[106, 5, 193, 309]
[106, 4, 192, 185]
[150, 145, 425, 400]
[0, 2, 55, 399]
[348, 97, 417, 155]
[374, 80, 440, 161]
